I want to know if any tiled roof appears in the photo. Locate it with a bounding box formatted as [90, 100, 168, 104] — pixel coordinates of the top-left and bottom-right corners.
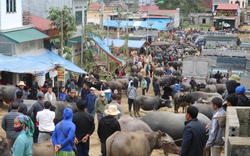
[139, 5, 159, 12]
[148, 10, 178, 16]
[89, 2, 109, 11]
[31, 15, 54, 31]
[217, 4, 238, 10]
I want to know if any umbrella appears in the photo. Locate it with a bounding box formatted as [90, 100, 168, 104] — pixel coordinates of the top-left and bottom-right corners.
[223, 23, 230, 27]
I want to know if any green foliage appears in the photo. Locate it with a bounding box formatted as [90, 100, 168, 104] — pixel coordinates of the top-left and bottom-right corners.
[158, 0, 205, 16]
[110, 41, 115, 53]
[83, 49, 96, 71]
[120, 34, 129, 54]
[47, 6, 77, 55]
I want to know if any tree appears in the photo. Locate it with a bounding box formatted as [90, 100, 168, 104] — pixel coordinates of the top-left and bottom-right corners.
[47, 6, 77, 56]
[158, 0, 205, 16]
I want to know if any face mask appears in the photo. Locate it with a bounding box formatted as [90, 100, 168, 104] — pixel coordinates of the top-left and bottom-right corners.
[14, 125, 23, 132]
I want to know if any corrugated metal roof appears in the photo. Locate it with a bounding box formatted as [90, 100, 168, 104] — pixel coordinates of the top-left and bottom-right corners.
[0, 28, 49, 43]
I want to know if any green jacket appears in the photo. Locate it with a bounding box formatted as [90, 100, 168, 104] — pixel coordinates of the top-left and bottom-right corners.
[141, 79, 147, 89]
[94, 97, 108, 113]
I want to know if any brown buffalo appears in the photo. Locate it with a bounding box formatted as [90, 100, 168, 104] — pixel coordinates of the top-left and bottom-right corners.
[118, 116, 180, 155]
[32, 141, 54, 156]
[106, 131, 164, 156]
[0, 136, 11, 156]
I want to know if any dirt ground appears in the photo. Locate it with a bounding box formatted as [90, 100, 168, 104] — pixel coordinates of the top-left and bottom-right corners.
[0, 77, 179, 156]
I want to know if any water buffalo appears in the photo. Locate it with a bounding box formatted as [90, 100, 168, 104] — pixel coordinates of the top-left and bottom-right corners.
[0, 85, 16, 108]
[214, 84, 227, 95]
[118, 116, 153, 132]
[24, 100, 76, 124]
[141, 111, 211, 146]
[206, 78, 217, 84]
[204, 84, 217, 93]
[32, 141, 54, 156]
[158, 75, 176, 87]
[91, 80, 123, 93]
[131, 65, 138, 73]
[168, 61, 182, 70]
[106, 131, 164, 156]
[133, 95, 172, 117]
[154, 67, 166, 76]
[173, 92, 190, 113]
[174, 91, 221, 108]
[118, 116, 180, 155]
[115, 78, 129, 90]
[0, 136, 11, 156]
[192, 103, 214, 119]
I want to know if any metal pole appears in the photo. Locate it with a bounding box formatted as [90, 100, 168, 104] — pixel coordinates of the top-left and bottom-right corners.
[100, 0, 104, 34]
[146, 5, 149, 42]
[107, 15, 109, 46]
[126, 5, 128, 34]
[60, 11, 63, 56]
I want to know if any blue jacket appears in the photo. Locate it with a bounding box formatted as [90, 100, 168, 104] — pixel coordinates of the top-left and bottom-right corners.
[174, 84, 181, 95]
[52, 108, 76, 152]
[180, 119, 206, 156]
[86, 94, 98, 112]
[81, 88, 90, 100]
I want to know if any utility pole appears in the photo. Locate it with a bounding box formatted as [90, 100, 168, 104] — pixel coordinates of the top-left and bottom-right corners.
[100, 0, 104, 34]
[60, 11, 64, 56]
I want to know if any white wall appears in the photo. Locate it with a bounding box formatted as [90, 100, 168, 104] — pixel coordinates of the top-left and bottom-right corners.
[0, 0, 23, 30]
[229, 0, 247, 8]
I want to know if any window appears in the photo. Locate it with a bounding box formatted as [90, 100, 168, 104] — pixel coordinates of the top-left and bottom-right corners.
[6, 0, 16, 13]
[75, 11, 82, 25]
[202, 18, 206, 24]
[242, 2, 244, 8]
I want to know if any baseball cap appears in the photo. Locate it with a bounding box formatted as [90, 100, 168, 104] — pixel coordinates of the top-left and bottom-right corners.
[37, 92, 44, 98]
[90, 87, 96, 91]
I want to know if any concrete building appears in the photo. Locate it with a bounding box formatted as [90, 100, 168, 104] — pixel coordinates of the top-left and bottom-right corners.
[188, 13, 213, 25]
[22, 0, 88, 66]
[229, 0, 248, 8]
[213, 4, 241, 29]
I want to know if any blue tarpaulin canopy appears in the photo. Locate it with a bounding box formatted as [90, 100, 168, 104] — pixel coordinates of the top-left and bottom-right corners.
[103, 38, 146, 48]
[20, 49, 87, 74]
[92, 36, 125, 65]
[103, 19, 172, 31]
[0, 54, 54, 73]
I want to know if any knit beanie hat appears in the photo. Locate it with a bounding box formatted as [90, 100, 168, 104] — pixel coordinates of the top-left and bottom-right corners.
[15, 115, 34, 138]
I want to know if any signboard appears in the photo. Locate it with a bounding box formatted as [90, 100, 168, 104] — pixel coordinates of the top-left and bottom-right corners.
[57, 66, 65, 82]
[217, 12, 238, 16]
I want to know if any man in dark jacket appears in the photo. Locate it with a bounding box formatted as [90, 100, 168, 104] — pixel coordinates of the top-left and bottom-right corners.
[180, 106, 206, 156]
[145, 75, 151, 92]
[73, 100, 95, 156]
[31, 77, 39, 100]
[189, 77, 197, 92]
[153, 78, 161, 97]
[77, 75, 84, 97]
[98, 105, 121, 156]
[65, 89, 79, 103]
[8, 91, 27, 114]
[81, 83, 90, 100]
[235, 86, 250, 106]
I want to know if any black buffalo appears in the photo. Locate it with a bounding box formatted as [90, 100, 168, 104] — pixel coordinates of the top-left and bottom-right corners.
[133, 95, 172, 117]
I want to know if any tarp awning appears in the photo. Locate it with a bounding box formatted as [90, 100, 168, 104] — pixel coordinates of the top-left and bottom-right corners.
[0, 28, 49, 43]
[20, 49, 87, 74]
[92, 36, 125, 65]
[0, 54, 54, 73]
[103, 38, 146, 48]
[103, 20, 170, 30]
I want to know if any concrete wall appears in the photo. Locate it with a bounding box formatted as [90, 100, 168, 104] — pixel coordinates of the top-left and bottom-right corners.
[0, 0, 23, 29]
[189, 15, 213, 25]
[225, 107, 250, 156]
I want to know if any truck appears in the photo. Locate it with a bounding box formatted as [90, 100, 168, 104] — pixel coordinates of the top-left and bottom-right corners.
[182, 57, 212, 86]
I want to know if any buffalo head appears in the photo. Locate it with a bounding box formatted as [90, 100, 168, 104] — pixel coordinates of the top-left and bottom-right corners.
[161, 133, 180, 155]
[160, 97, 172, 108]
